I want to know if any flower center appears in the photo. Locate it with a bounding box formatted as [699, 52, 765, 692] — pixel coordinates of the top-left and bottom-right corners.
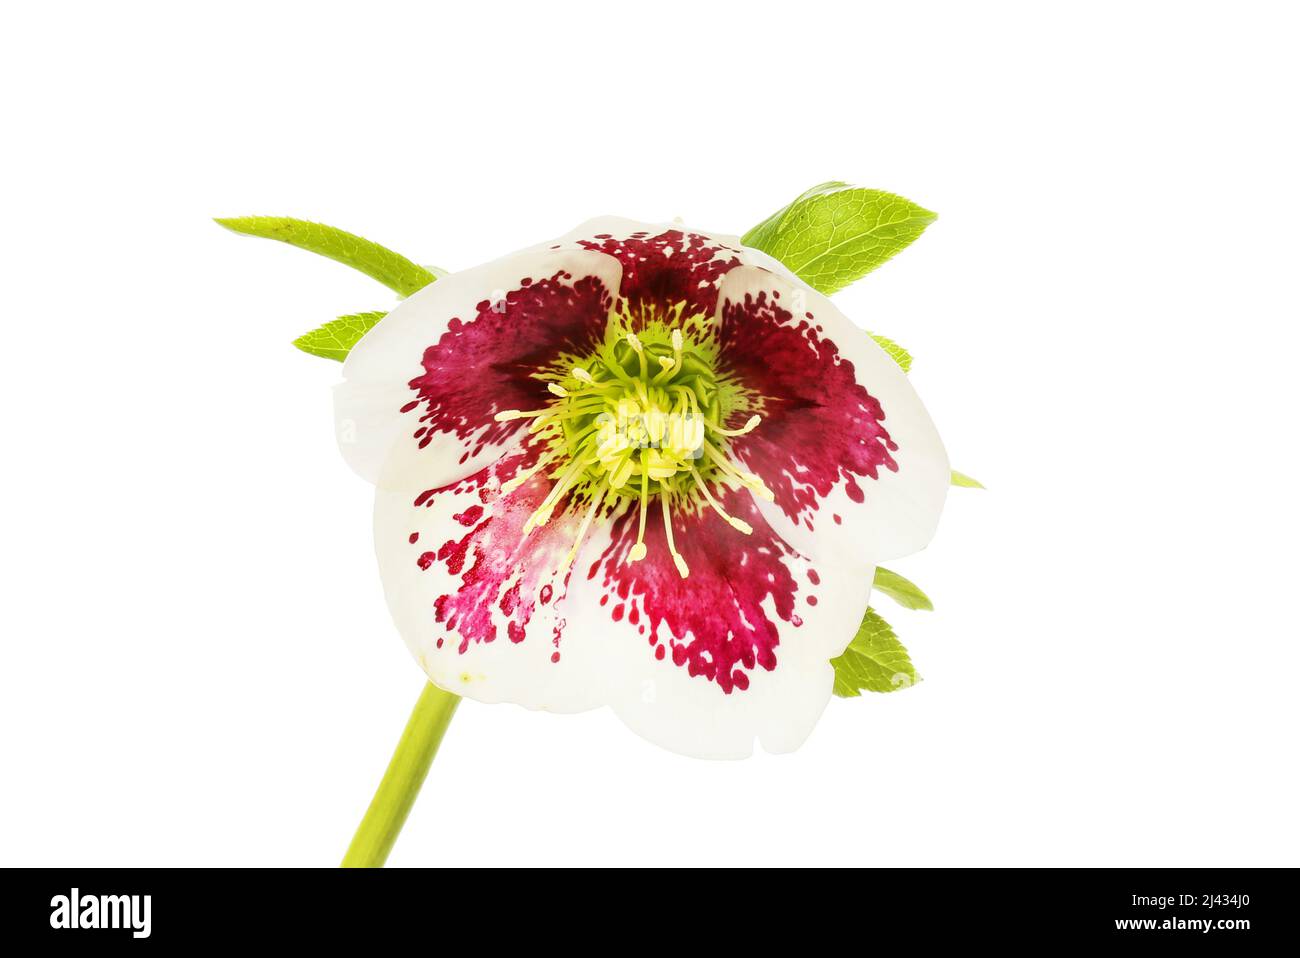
[494, 314, 773, 578]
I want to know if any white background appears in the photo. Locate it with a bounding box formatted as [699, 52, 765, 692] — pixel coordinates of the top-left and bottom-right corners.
[2, 1, 1297, 867]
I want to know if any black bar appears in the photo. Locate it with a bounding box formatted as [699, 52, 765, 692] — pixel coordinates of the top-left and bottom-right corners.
[5, 867, 1290, 946]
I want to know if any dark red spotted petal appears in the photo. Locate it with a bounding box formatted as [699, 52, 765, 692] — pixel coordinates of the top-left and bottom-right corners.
[375, 434, 605, 711]
[715, 263, 949, 563]
[377, 462, 864, 757]
[572, 484, 865, 757]
[336, 245, 622, 490]
[576, 225, 745, 318]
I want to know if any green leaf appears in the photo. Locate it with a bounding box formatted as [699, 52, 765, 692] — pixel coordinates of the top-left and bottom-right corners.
[951, 470, 985, 489]
[293, 311, 387, 361]
[741, 183, 937, 295]
[872, 567, 933, 611]
[742, 180, 849, 248]
[870, 333, 913, 372]
[832, 608, 919, 697]
[215, 216, 436, 297]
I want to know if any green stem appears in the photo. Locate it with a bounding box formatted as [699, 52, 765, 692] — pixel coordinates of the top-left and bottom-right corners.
[341, 682, 460, 868]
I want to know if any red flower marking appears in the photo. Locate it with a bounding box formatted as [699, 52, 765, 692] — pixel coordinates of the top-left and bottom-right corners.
[403, 270, 614, 457]
[414, 442, 577, 654]
[720, 289, 898, 528]
[408, 450, 821, 694]
[589, 486, 814, 694]
[453, 504, 483, 527]
[578, 229, 742, 317]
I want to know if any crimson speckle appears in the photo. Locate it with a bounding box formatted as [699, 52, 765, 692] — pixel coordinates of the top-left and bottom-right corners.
[453, 504, 484, 527]
[437, 534, 471, 575]
[416, 551, 435, 570]
[403, 270, 614, 463]
[409, 532, 419, 544]
[723, 288, 897, 531]
[577, 229, 740, 317]
[590, 486, 801, 694]
[500, 581, 521, 615]
[413, 442, 573, 656]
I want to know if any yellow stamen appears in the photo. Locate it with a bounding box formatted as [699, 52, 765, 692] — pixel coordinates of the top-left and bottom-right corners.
[661, 492, 690, 579]
[702, 441, 774, 501]
[626, 332, 650, 386]
[704, 413, 762, 437]
[559, 488, 606, 577]
[689, 464, 752, 534]
[501, 447, 560, 494]
[496, 400, 604, 423]
[653, 327, 685, 384]
[527, 416, 562, 435]
[628, 459, 650, 562]
[506, 321, 771, 575]
[567, 379, 620, 398]
[525, 456, 586, 531]
[609, 454, 636, 489]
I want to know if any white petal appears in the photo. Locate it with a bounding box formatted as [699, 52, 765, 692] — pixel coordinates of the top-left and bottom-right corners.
[373, 439, 604, 714]
[561, 523, 866, 759]
[378, 459, 867, 758]
[716, 256, 950, 563]
[335, 241, 622, 490]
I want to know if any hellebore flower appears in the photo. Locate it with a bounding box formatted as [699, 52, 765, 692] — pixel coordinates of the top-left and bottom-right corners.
[334, 217, 949, 759]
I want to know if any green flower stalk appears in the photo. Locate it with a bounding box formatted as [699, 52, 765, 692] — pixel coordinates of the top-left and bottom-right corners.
[341, 683, 459, 868]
